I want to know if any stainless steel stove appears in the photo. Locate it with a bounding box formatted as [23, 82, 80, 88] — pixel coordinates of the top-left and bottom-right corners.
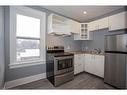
[46, 46, 74, 86]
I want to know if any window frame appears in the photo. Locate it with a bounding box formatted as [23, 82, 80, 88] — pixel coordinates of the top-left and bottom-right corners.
[9, 6, 46, 68]
[16, 37, 41, 62]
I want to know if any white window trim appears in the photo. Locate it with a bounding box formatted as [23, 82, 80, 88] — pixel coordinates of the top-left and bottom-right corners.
[10, 6, 46, 68]
[9, 60, 45, 69]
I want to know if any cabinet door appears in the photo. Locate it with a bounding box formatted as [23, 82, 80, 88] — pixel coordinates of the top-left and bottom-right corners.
[78, 64, 84, 73]
[108, 12, 127, 31]
[88, 21, 94, 32]
[74, 66, 79, 75]
[90, 55, 96, 74]
[88, 21, 99, 32]
[82, 54, 86, 70]
[74, 23, 93, 40]
[74, 54, 82, 66]
[74, 55, 79, 74]
[94, 55, 104, 78]
[98, 56, 104, 78]
[78, 54, 84, 73]
[74, 54, 84, 74]
[84, 54, 93, 73]
[48, 13, 71, 35]
[98, 17, 108, 29]
[69, 20, 80, 34]
[84, 54, 104, 78]
[80, 54, 85, 72]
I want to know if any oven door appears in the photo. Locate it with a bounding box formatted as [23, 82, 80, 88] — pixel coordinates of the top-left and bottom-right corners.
[54, 56, 74, 75]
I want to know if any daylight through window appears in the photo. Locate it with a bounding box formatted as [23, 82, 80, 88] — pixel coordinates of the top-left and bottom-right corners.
[16, 14, 41, 62]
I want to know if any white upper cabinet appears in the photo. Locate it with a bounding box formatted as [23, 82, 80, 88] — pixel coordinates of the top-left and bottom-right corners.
[97, 17, 108, 29]
[88, 17, 108, 32]
[88, 12, 127, 32]
[74, 23, 93, 40]
[48, 13, 71, 35]
[88, 20, 99, 32]
[68, 20, 80, 34]
[108, 11, 127, 31]
[48, 11, 127, 36]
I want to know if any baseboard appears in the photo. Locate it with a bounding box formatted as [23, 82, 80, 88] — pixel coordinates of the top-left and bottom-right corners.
[4, 73, 46, 89]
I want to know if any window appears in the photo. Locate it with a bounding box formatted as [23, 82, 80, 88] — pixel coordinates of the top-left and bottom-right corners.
[10, 7, 46, 68]
[16, 14, 41, 62]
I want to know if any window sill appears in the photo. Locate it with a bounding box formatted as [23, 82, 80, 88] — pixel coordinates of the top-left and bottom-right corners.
[9, 60, 46, 69]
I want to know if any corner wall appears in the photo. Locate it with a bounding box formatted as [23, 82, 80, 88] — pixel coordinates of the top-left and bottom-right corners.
[82, 29, 108, 52]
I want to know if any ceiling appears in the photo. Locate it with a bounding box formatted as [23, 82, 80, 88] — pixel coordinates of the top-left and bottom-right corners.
[42, 6, 124, 22]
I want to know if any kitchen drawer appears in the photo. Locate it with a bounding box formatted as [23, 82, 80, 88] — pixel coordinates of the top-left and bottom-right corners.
[55, 71, 74, 86]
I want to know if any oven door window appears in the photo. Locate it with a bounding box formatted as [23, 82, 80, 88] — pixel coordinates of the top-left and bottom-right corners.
[57, 58, 73, 70]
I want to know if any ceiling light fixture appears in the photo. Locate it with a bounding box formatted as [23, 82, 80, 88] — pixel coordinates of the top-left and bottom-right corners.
[83, 11, 87, 14]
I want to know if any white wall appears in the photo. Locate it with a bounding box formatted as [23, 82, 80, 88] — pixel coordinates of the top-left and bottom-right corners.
[0, 6, 5, 88]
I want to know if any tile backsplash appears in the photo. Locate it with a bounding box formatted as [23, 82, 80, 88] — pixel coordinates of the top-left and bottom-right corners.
[82, 29, 108, 52]
[46, 34, 82, 52]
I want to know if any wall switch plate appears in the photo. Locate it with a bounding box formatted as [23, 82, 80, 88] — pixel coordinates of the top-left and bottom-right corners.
[67, 45, 71, 50]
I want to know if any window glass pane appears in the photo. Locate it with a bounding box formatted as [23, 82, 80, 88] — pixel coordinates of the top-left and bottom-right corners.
[16, 14, 40, 38]
[17, 38, 40, 62]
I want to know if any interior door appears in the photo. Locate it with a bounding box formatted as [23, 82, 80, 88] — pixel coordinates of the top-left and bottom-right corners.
[104, 53, 126, 88]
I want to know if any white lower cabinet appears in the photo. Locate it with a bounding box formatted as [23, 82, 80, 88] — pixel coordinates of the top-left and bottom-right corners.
[74, 54, 104, 78]
[84, 54, 104, 78]
[74, 54, 85, 75]
[84, 54, 95, 74]
[74, 64, 84, 75]
[94, 55, 104, 78]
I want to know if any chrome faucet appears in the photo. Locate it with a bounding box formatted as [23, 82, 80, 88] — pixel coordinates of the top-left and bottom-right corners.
[94, 48, 101, 54]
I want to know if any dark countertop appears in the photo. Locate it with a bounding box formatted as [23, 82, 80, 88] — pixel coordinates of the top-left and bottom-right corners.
[54, 52, 74, 57]
[67, 51, 104, 56]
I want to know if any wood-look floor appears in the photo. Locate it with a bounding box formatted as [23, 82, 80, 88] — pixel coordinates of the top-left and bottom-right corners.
[10, 72, 115, 89]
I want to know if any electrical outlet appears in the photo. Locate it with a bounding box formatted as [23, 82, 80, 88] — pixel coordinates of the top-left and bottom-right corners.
[67, 45, 71, 50]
